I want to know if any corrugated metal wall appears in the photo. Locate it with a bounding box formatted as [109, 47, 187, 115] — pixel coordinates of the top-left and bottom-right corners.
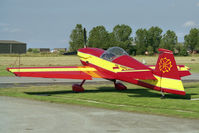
[0, 44, 10, 53]
[12, 44, 26, 53]
[0, 44, 26, 54]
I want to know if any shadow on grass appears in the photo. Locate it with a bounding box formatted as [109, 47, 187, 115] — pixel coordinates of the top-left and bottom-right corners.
[24, 86, 194, 100]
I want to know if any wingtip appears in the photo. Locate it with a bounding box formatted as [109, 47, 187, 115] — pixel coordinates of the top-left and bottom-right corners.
[6, 67, 10, 72]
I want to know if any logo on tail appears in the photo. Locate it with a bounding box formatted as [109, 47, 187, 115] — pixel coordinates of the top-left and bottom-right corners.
[159, 57, 172, 73]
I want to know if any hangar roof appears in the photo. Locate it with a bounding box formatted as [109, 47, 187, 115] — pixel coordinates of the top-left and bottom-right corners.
[0, 40, 26, 44]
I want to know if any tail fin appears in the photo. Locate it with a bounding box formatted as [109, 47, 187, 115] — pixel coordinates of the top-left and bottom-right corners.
[153, 48, 185, 95]
[154, 48, 180, 80]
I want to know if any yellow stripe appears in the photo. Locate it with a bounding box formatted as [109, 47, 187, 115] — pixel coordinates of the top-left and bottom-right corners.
[179, 66, 190, 71]
[149, 66, 155, 69]
[140, 75, 184, 91]
[83, 71, 102, 78]
[9, 67, 96, 72]
[121, 69, 150, 72]
[78, 51, 147, 73]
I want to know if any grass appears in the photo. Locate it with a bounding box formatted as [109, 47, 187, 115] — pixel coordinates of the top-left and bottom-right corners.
[0, 56, 80, 66]
[0, 82, 199, 119]
[0, 52, 66, 57]
[0, 56, 81, 76]
[0, 66, 14, 76]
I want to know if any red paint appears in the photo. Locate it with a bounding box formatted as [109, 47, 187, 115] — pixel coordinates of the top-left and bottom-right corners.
[14, 71, 92, 80]
[158, 48, 173, 53]
[154, 48, 181, 80]
[8, 66, 79, 70]
[113, 66, 119, 69]
[179, 71, 191, 77]
[78, 47, 104, 57]
[117, 71, 156, 80]
[147, 65, 191, 78]
[113, 55, 152, 70]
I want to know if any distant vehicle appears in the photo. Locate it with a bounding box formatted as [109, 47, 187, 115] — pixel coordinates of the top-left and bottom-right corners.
[63, 51, 77, 55]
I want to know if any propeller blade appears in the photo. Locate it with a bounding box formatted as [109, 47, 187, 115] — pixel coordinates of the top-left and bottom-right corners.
[83, 28, 87, 48]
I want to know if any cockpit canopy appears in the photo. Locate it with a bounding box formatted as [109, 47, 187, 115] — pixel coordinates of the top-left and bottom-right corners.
[100, 47, 129, 61]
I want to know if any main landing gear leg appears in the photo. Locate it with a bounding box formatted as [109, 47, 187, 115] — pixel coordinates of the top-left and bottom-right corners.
[72, 80, 86, 92]
[114, 80, 127, 90]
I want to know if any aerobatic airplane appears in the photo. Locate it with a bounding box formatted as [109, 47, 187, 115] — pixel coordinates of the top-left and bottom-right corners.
[7, 47, 191, 97]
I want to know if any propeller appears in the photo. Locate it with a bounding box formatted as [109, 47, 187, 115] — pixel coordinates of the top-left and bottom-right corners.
[83, 28, 87, 48]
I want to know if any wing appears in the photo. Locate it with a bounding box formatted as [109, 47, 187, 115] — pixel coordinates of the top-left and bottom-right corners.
[7, 66, 103, 80]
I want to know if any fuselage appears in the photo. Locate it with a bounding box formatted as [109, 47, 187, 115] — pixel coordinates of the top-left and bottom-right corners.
[77, 47, 189, 78]
[77, 47, 191, 95]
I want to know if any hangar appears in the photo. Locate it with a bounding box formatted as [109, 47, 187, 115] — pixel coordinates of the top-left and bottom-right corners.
[0, 40, 27, 54]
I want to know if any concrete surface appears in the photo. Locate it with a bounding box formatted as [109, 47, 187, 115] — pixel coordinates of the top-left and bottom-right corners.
[0, 77, 110, 88]
[0, 96, 199, 133]
[181, 73, 199, 81]
[0, 77, 107, 84]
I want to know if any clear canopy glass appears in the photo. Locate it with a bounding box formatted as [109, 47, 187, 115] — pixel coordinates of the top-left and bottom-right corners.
[100, 47, 129, 61]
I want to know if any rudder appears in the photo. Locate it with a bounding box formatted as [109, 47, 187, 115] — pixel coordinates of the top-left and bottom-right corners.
[153, 48, 185, 95]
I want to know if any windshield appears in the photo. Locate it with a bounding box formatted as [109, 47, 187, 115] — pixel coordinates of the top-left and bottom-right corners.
[100, 47, 129, 61]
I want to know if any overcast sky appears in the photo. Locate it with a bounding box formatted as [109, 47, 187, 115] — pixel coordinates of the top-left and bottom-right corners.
[0, 0, 199, 49]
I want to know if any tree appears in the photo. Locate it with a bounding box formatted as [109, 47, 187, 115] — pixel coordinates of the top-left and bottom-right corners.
[69, 24, 85, 52]
[112, 24, 133, 52]
[108, 32, 117, 48]
[159, 30, 177, 52]
[113, 24, 132, 42]
[147, 26, 163, 53]
[184, 28, 199, 53]
[88, 26, 110, 49]
[27, 48, 33, 52]
[134, 28, 148, 55]
[147, 46, 154, 55]
[32, 48, 40, 53]
[175, 43, 188, 56]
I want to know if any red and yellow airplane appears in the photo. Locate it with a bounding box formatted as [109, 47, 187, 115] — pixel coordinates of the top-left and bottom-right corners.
[7, 47, 191, 97]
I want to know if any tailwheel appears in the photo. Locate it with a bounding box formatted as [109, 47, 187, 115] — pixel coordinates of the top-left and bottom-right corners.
[72, 80, 86, 92]
[114, 81, 127, 91]
[160, 90, 165, 99]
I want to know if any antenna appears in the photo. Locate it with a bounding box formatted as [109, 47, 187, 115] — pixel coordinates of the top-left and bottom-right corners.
[18, 53, 21, 73]
[83, 28, 87, 48]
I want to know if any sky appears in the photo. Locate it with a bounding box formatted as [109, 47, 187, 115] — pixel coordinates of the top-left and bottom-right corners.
[0, 0, 199, 49]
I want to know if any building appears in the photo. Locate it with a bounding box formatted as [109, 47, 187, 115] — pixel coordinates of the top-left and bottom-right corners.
[54, 48, 67, 52]
[0, 40, 27, 54]
[35, 48, 50, 53]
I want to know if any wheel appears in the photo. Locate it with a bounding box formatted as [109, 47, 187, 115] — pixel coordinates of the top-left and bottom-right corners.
[72, 84, 84, 92]
[114, 82, 127, 90]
